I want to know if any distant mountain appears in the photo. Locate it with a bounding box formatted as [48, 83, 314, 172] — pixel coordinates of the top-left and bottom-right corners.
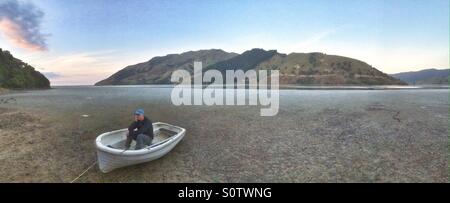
[0, 48, 50, 89]
[390, 69, 449, 85]
[96, 49, 238, 85]
[96, 48, 406, 86]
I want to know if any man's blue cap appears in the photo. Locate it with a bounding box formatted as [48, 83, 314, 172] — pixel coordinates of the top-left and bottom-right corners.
[135, 109, 145, 116]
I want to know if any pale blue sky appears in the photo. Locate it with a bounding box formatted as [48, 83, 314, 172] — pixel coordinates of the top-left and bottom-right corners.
[0, 0, 448, 85]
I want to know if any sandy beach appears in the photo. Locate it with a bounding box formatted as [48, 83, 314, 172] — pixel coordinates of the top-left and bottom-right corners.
[0, 86, 448, 182]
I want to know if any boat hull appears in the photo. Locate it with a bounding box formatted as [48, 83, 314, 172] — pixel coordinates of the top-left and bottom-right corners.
[95, 122, 185, 173]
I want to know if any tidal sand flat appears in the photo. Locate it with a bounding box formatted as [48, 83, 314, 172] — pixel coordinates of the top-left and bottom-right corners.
[0, 86, 448, 182]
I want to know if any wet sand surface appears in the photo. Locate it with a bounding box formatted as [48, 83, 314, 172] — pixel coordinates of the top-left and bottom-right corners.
[0, 86, 448, 182]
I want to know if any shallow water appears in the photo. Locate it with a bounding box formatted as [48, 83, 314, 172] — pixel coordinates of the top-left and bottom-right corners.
[2, 85, 449, 113]
[0, 86, 448, 182]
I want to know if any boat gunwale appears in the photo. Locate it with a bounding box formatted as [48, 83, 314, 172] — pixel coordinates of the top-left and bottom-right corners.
[95, 122, 186, 156]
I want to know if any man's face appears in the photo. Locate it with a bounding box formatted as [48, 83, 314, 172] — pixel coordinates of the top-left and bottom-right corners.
[135, 114, 144, 121]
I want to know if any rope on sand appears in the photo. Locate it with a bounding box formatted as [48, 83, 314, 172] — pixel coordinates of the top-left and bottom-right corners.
[70, 149, 127, 183]
[70, 161, 97, 183]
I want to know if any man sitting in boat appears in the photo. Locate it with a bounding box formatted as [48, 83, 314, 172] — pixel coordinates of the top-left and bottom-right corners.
[125, 109, 154, 150]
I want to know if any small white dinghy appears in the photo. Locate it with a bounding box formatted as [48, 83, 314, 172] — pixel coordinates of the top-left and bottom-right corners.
[95, 122, 186, 173]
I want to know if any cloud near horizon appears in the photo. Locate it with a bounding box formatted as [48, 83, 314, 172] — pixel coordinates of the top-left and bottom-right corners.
[27, 50, 155, 85]
[0, 0, 48, 52]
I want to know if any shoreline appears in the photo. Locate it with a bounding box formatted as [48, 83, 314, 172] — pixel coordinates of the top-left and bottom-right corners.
[0, 87, 448, 182]
[0, 88, 9, 95]
[53, 84, 450, 90]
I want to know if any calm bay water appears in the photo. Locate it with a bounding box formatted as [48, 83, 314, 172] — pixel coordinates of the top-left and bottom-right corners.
[2, 85, 449, 113]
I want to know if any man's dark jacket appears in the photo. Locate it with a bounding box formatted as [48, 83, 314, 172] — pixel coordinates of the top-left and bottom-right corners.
[128, 116, 153, 139]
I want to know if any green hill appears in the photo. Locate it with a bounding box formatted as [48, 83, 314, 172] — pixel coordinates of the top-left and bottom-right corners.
[205, 48, 278, 72]
[96, 48, 406, 86]
[256, 52, 405, 85]
[0, 48, 50, 89]
[96, 49, 238, 85]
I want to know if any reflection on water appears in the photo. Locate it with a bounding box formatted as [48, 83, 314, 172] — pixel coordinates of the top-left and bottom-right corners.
[51, 84, 450, 90]
[0, 85, 449, 112]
